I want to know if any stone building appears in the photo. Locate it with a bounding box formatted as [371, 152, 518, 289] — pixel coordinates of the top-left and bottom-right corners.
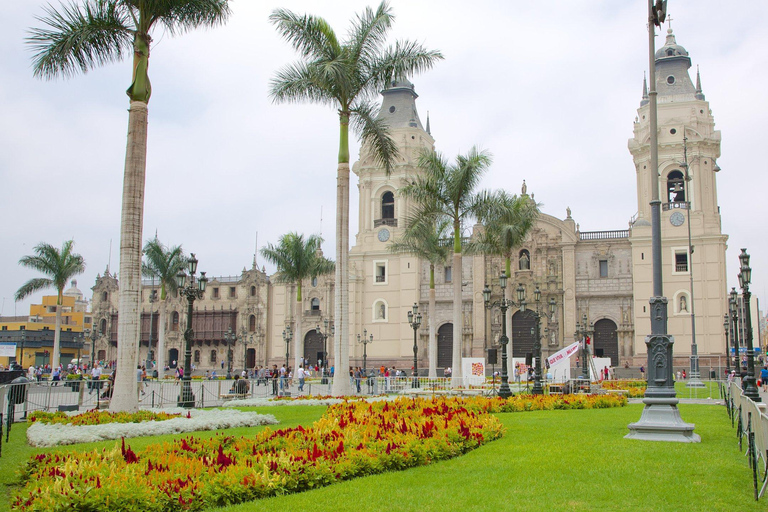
[89, 28, 728, 375]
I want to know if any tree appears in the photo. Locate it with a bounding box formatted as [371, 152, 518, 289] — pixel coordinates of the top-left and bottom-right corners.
[401, 147, 495, 385]
[15, 241, 86, 373]
[389, 216, 452, 378]
[269, 2, 442, 395]
[27, 0, 231, 412]
[470, 189, 540, 378]
[261, 233, 335, 371]
[142, 237, 186, 379]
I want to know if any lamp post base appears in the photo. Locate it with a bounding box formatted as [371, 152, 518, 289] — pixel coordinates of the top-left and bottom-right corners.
[625, 398, 700, 443]
[177, 381, 196, 408]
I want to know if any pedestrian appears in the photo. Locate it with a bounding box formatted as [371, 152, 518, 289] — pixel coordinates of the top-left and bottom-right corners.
[297, 365, 306, 392]
[137, 365, 145, 398]
[761, 366, 768, 392]
[682, 369, 687, 380]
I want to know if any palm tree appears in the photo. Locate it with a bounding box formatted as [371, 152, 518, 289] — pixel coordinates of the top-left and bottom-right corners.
[269, 2, 442, 395]
[27, 0, 230, 412]
[470, 190, 540, 379]
[142, 237, 186, 380]
[261, 233, 335, 371]
[389, 216, 452, 378]
[15, 241, 86, 374]
[401, 147, 495, 385]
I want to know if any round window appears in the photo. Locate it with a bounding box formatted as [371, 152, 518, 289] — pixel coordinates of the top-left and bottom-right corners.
[389, 106, 396, 113]
[667, 75, 675, 85]
[670, 128, 676, 134]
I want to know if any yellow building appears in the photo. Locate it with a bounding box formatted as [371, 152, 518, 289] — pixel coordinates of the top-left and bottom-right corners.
[0, 280, 93, 368]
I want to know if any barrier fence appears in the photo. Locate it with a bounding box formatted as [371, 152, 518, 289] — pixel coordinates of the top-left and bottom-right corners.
[724, 381, 768, 500]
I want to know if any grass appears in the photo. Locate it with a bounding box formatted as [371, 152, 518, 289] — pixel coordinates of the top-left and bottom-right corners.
[0, 402, 761, 512]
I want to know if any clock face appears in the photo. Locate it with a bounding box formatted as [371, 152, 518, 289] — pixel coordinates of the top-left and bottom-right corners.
[670, 211, 685, 227]
[377, 228, 390, 242]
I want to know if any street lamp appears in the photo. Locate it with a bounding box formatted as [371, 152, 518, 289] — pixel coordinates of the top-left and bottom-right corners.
[738, 249, 760, 402]
[175, 254, 207, 408]
[357, 329, 373, 375]
[520, 286, 555, 396]
[282, 326, 292, 368]
[729, 287, 740, 373]
[148, 277, 156, 369]
[483, 271, 526, 398]
[244, 332, 251, 375]
[316, 319, 334, 383]
[224, 327, 235, 379]
[574, 314, 594, 381]
[723, 314, 730, 376]
[19, 329, 26, 368]
[407, 303, 422, 388]
[91, 328, 100, 368]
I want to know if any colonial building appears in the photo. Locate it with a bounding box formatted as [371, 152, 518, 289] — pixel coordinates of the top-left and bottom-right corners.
[89, 28, 729, 375]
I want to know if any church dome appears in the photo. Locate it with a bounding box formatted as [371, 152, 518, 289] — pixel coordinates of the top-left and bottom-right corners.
[64, 279, 83, 300]
[655, 28, 690, 64]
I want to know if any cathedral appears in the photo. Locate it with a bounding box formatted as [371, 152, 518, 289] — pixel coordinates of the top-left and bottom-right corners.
[90, 28, 728, 376]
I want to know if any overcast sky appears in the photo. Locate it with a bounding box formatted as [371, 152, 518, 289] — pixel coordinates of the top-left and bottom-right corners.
[2, 1, 767, 322]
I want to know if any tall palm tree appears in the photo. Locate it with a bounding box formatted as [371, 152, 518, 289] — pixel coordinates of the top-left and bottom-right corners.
[142, 237, 185, 380]
[27, 0, 230, 412]
[261, 233, 335, 371]
[269, 2, 442, 395]
[389, 216, 452, 378]
[470, 190, 540, 379]
[15, 241, 86, 373]
[401, 147, 495, 385]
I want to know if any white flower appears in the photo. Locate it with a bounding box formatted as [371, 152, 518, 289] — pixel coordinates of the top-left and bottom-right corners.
[27, 408, 278, 447]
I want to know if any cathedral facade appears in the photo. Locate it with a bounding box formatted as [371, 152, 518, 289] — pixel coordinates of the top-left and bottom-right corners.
[90, 29, 728, 375]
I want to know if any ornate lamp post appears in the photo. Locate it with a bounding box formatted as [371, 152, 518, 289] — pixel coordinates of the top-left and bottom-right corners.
[729, 288, 740, 373]
[282, 327, 292, 368]
[18, 329, 26, 368]
[574, 314, 594, 381]
[520, 286, 555, 395]
[224, 327, 235, 379]
[357, 329, 373, 375]
[243, 332, 251, 375]
[91, 328, 100, 367]
[738, 249, 760, 402]
[316, 319, 334, 383]
[723, 314, 730, 376]
[483, 271, 526, 399]
[407, 303, 422, 388]
[147, 277, 156, 368]
[175, 254, 207, 408]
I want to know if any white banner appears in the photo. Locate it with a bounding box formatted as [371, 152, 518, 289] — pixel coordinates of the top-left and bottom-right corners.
[547, 342, 580, 368]
[0, 342, 17, 357]
[461, 358, 485, 386]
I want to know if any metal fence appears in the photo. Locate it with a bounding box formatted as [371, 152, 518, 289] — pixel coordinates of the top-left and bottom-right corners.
[724, 381, 768, 500]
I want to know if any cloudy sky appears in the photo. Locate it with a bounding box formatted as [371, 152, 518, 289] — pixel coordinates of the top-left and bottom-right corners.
[2, 1, 767, 322]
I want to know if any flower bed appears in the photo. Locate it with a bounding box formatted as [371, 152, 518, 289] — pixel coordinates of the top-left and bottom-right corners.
[26, 409, 278, 447]
[601, 380, 647, 398]
[14, 397, 503, 510]
[30, 409, 182, 426]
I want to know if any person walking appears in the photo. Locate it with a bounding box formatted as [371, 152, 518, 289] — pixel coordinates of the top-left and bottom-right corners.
[137, 365, 145, 398]
[297, 365, 306, 392]
[760, 366, 768, 392]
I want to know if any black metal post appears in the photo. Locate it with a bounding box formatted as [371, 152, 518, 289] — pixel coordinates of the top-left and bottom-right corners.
[738, 250, 760, 402]
[730, 288, 740, 374]
[407, 303, 422, 388]
[483, 273, 522, 399]
[357, 330, 372, 375]
[176, 254, 207, 408]
[19, 330, 25, 368]
[225, 327, 234, 379]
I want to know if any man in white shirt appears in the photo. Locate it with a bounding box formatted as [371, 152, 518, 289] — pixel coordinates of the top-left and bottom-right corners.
[90, 365, 102, 394]
[296, 366, 307, 392]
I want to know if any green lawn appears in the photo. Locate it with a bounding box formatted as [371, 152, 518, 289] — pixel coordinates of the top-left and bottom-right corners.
[0, 403, 761, 512]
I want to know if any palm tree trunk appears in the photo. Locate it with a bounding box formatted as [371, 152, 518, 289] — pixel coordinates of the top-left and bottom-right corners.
[51, 297, 62, 375]
[428, 267, 437, 378]
[157, 302, 167, 379]
[332, 115, 352, 396]
[294, 287, 302, 372]
[505, 257, 514, 382]
[451, 251, 463, 386]
[111, 100, 148, 413]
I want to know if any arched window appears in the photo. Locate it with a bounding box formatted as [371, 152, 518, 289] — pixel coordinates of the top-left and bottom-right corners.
[250, 285, 256, 297]
[311, 298, 320, 311]
[667, 170, 685, 203]
[249, 314, 256, 332]
[210, 351, 217, 364]
[312, 277, 318, 287]
[172, 311, 180, 331]
[194, 350, 200, 363]
[519, 249, 531, 270]
[99, 318, 107, 334]
[381, 191, 395, 219]
[102, 291, 108, 302]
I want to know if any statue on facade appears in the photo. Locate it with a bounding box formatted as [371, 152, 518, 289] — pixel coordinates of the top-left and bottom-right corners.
[519, 251, 530, 270]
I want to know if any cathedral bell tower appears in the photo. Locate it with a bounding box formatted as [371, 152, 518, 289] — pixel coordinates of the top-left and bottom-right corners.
[348, 79, 434, 367]
[628, 28, 728, 361]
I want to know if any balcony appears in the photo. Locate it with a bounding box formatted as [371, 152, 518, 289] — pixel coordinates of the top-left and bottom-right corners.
[304, 309, 322, 317]
[374, 218, 397, 227]
[662, 201, 689, 211]
[579, 230, 629, 241]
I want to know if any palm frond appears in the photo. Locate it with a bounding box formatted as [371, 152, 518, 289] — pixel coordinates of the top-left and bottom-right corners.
[14, 278, 54, 302]
[389, 214, 452, 265]
[351, 100, 399, 174]
[142, 237, 186, 298]
[27, 0, 132, 79]
[16, 240, 85, 301]
[154, 0, 231, 35]
[348, 1, 392, 71]
[269, 8, 340, 62]
[261, 232, 333, 287]
[270, 62, 337, 107]
[366, 39, 444, 93]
